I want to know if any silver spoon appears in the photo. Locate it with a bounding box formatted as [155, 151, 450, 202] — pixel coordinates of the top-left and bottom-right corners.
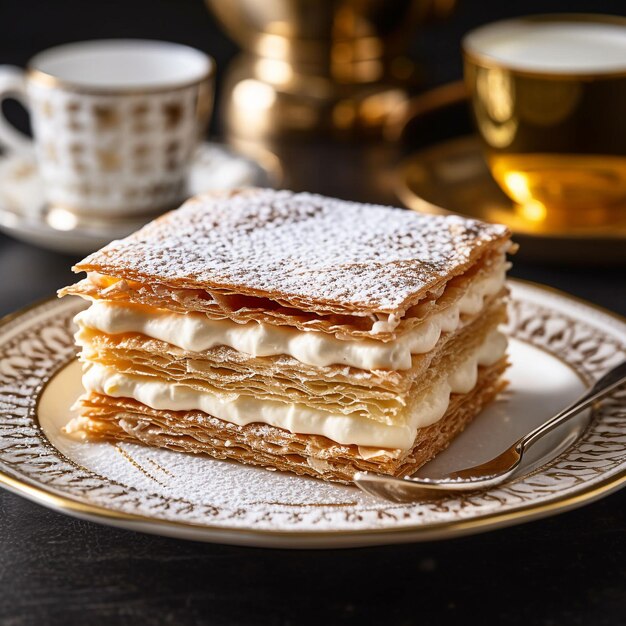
[354, 360, 626, 502]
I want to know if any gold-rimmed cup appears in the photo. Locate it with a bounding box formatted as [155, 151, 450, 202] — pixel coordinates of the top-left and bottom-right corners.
[463, 14, 626, 227]
[0, 40, 214, 221]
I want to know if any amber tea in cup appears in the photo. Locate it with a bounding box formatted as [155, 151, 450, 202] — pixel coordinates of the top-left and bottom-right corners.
[463, 15, 626, 227]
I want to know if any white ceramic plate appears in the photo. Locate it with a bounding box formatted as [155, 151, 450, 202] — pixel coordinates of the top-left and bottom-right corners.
[0, 280, 624, 548]
[0, 143, 273, 254]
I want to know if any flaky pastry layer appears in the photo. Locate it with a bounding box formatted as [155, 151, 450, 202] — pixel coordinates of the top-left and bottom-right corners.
[76, 300, 506, 424]
[62, 244, 508, 341]
[73, 359, 508, 483]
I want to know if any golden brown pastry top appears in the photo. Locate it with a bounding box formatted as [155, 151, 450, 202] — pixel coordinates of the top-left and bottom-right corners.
[72, 189, 510, 316]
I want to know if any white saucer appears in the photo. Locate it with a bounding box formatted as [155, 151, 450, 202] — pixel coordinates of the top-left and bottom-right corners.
[0, 143, 273, 255]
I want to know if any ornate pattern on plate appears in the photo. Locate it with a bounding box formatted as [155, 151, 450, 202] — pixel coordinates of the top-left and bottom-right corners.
[0, 285, 624, 534]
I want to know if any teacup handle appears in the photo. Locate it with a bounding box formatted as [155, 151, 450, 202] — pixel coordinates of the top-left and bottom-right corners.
[0, 66, 33, 154]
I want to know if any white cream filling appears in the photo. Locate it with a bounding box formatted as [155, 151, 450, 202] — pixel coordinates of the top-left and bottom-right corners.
[75, 264, 506, 371]
[78, 331, 507, 451]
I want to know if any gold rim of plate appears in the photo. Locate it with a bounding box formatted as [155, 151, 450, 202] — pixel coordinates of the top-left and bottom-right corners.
[0, 280, 624, 546]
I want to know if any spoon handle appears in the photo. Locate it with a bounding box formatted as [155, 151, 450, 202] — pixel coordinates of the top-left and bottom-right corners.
[521, 360, 626, 452]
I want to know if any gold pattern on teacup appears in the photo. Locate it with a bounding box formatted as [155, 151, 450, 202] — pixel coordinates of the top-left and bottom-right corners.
[69, 143, 86, 173]
[96, 149, 121, 171]
[77, 182, 92, 196]
[133, 144, 149, 157]
[132, 102, 149, 117]
[93, 104, 120, 130]
[131, 102, 150, 133]
[44, 142, 58, 163]
[124, 188, 140, 200]
[25, 83, 209, 215]
[40, 100, 53, 117]
[163, 102, 183, 128]
[196, 81, 213, 125]
[1, 41, 214, 220]
[132, 144, 150, 174]
[11, 162, 36, 180]
[73, 160, 86, 174]
[166, 140, 181, 170]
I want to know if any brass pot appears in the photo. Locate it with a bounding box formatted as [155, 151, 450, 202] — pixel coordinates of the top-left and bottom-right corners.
[206, 0, 456, 139]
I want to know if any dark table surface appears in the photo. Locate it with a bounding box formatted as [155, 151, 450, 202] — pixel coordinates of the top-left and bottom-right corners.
[1, 0, 626, 624]
[1, 167, 625, 626]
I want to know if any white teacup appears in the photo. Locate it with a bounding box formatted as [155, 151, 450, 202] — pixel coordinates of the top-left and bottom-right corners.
[0, 40, 214, 218]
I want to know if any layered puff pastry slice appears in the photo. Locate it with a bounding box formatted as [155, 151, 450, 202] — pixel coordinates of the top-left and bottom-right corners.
[60, 189, 514, 483]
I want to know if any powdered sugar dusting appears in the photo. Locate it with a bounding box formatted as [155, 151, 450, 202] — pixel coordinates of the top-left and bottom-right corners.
[76, 189, 509, 314]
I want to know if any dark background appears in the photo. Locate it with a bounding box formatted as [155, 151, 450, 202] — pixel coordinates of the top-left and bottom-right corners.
[0, 1, 625, 625]
[1, 0, 625, 131]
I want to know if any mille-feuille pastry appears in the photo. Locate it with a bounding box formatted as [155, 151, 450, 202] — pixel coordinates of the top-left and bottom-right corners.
[60, 189, 514, 483]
